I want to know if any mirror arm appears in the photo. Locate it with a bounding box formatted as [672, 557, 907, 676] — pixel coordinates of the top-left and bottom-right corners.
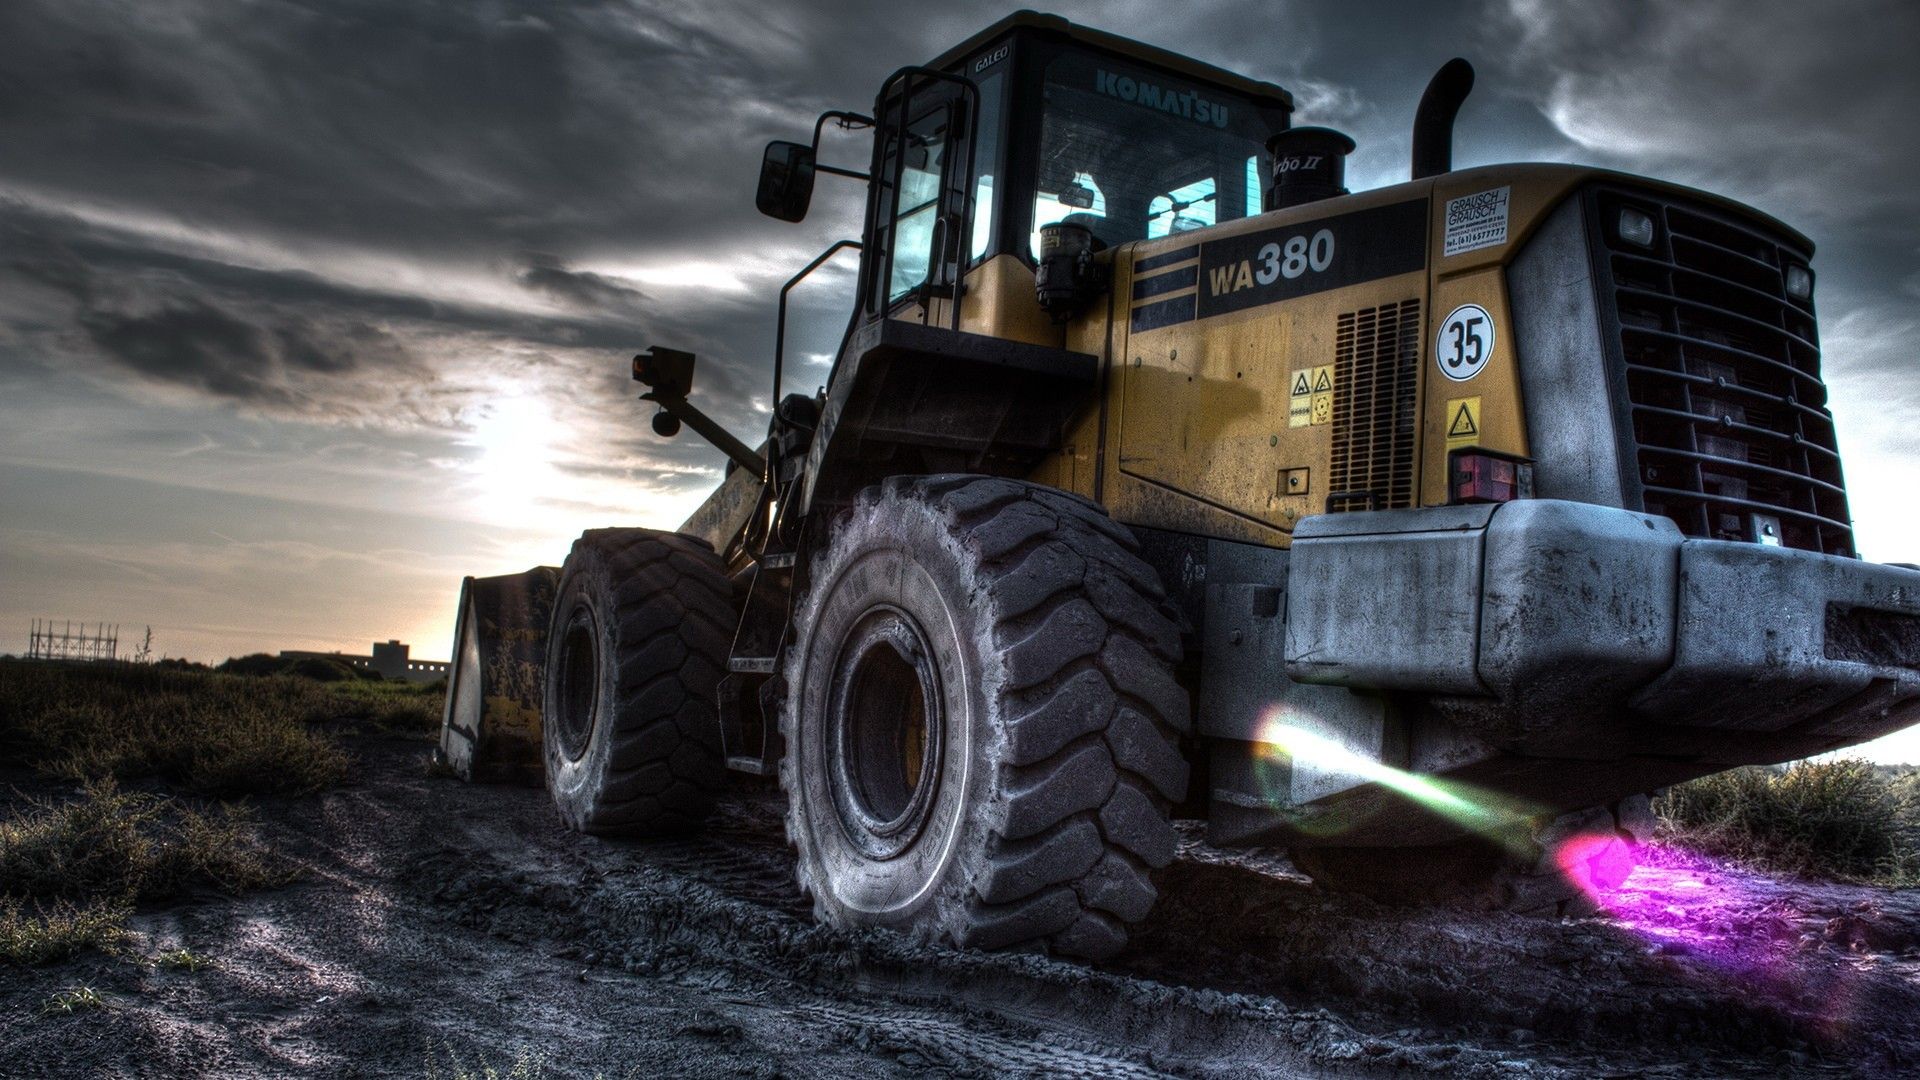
[810, 110, 875, 182]
[640, 390, 767, 479]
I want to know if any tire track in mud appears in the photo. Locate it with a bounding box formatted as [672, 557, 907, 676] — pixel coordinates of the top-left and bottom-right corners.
[397, 783, 1672, 1078]
[300, 742, 1919, 1078]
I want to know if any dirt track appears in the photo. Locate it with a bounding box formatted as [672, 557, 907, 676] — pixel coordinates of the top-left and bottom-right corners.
[3, 730, 1918, 1078]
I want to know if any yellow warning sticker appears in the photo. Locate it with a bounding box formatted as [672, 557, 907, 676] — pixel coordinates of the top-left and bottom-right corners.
[1309, 364, 1334, 426]
[1288, 367, 1313, 428]
[1446, 396, 1482, 445]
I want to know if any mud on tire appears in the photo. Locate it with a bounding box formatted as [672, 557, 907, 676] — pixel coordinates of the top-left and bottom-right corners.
[1291, 795, 1657, 917]
[781, 476, 1190, 960]
[543, 528, 733, 836]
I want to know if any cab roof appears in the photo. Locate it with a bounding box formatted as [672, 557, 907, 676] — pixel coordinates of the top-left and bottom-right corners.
[926, 10, 1295, 112]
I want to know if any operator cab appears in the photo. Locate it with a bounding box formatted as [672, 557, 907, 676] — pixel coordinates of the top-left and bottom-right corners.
[746, 12, 1294, 507]
[863, 13, 1293, 320]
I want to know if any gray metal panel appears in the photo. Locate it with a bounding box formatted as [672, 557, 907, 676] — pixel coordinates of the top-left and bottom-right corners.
[1476, 499, 1681, 708]
[1292, 502, 1493, 540]
[1505, 197, 1629, 507]
[1631, 542, 1920, 730]
[1284, 506, 1490, 694]
[1201, 580, 1387, 807]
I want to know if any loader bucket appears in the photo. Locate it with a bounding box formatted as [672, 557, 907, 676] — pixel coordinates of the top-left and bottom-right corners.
[436, 566, 560, 785]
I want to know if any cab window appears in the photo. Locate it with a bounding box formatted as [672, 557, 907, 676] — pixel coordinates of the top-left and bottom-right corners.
[1029, 51, 1276, 257]
[886, 104, 953, 304]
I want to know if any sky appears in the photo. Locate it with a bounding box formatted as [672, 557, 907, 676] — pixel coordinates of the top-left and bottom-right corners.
[2, 1, 1917, 758]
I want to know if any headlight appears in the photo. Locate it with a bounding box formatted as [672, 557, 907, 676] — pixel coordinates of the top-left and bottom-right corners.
[1617, 207, 1656, 248]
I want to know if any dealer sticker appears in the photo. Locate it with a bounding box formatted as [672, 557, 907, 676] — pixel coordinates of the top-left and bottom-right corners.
[1443, 186, 1510, 257]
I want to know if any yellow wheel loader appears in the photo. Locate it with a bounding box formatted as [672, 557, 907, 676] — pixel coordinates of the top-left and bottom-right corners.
[439, 12, 1920, 958]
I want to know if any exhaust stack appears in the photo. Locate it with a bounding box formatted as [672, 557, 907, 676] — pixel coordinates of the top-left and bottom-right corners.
[1411, 58, 1475, 180]
[1265, 127, 1357, 212]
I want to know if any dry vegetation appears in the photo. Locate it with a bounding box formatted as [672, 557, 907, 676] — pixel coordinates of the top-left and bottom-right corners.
[0, 659, 443, 965]
[1655, 758, 1920, 885]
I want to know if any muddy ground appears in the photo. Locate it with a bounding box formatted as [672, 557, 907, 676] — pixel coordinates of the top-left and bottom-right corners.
[3, 729, 1918, 1078]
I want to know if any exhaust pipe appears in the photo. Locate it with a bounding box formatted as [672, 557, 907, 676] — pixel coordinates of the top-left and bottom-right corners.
[1411, 58, 1475, 180]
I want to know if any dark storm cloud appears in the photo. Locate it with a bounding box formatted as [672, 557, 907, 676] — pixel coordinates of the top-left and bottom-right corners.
[1485, 0, 1920, 399]
[1, 0, 1915, 465]
[516, 255, 647, 312]
[0, 0, 890, 261]
[0, 0, 932, 437]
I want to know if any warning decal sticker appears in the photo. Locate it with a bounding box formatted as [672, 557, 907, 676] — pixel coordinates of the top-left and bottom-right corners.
[1445, 396, 1482, 446]
[1289, 365, 1333, 428]
[1443, 187, 1509, 257]
[1310, 365, 1333, 426]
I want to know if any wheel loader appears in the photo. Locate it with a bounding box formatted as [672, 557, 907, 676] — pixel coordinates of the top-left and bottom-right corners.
[438, 11, 1920, 958]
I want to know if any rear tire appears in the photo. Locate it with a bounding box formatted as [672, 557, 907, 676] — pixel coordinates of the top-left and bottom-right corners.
[542, 528, 733, 836]
[1291, 795, 1656, 917]
[781, 476, 1190, 959]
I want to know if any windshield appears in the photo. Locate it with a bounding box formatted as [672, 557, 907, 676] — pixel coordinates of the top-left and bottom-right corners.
[1032, 50, 1280, 257]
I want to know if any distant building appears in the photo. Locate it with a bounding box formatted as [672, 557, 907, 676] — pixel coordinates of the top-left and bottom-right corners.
[279, 639, 448, 683]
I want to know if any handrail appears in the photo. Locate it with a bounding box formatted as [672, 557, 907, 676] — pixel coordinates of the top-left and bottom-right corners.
[772, 239, 864, 413]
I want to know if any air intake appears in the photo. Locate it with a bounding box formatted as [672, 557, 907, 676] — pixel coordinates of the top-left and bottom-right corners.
[1328, 300, 1422, 511]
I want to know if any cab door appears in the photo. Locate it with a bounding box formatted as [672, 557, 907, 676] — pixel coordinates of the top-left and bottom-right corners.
[863, 72, 978, 322]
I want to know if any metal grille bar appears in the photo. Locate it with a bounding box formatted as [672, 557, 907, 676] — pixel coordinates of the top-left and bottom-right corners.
[1328, 299, 1422, 511]
[1590, 188, 1851, 555]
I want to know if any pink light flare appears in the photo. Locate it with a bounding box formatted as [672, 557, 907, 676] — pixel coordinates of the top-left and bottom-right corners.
[1548, 834, 1879, 1048]
[1552, 830, 1639, 906]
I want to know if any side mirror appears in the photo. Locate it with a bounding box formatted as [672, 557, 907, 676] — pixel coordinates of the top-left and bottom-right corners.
[756, 141, 816, 222]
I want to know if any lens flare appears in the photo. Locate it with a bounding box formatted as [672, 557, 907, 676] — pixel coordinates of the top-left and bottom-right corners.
[1250, 706, 1542, 852]
[1249, 708, 1881, 1050]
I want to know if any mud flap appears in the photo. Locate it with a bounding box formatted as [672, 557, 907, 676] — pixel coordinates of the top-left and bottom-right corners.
[436, 567, 560, 785]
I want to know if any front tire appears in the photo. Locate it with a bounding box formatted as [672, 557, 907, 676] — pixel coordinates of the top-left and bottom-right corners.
[781, 476, 1190, 959]
[542, 528, 732, 836]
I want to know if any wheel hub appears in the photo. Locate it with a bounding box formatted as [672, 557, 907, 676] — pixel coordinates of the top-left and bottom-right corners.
[826, 606, 944, 860]
[551, 606, 599, 762]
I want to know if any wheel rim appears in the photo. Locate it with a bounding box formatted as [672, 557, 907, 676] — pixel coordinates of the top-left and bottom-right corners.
[551, 605, 599, 762]
[826, 605, 944, 861]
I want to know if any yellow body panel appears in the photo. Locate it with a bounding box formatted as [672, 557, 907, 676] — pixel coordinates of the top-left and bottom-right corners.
[1018, 163, 1631, 548]
[906, 253, 1064, 349]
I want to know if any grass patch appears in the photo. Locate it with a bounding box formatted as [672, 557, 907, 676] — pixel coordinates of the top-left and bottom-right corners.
[0, 780, 290, 965]
[426, 1047, 550, 1080]
[41, 984, 110, 1016]
[423, 1046, 639, 1080]
[0, 660, 440, 968]
[0, 660, 443, 795]
[1655, 759, 1920, 885]
[154, 947, 211, 972]
[0, 780, 289, 904]
[0, 898, 130, 964]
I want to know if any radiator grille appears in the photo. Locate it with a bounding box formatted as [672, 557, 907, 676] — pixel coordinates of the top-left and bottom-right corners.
[1328, 299, 1421, 511]
[1591, 189, 1851, 555]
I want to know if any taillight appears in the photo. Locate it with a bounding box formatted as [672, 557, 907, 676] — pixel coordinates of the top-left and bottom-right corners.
[1449, 449, 1534, 505]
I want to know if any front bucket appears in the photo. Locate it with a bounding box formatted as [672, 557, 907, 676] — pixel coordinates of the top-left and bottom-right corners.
[436, 566, 560, 785]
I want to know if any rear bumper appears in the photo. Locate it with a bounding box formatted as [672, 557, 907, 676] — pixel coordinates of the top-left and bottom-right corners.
[1284, 499, 1920, 761]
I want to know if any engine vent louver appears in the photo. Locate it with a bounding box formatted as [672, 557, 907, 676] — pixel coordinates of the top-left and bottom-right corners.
[1589, 189, 1852, 555]
[1328, 299, 1422, 511]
